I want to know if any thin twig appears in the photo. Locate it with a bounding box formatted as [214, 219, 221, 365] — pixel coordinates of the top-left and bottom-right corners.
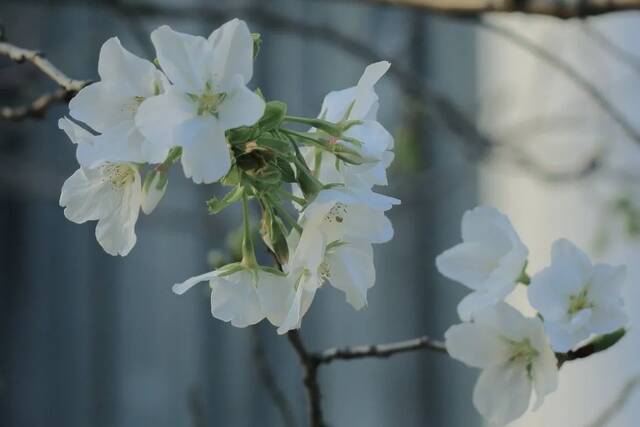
[251, 328, 297, 427]
[331, 0, 640, 18]
[0, 40, 89, 120]
[0, 41, 87, 91]
[287, 331, 324, 427]
[0, 88, 72, 121]
[317, 335, 447, 365]
[588, 375, 640, 427]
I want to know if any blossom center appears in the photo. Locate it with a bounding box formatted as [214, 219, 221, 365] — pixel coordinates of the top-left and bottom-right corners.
[101, 163, 136, 188]
[568, 288, 593, 315]
[121, 96, 145, 116]
[191, 83, 227, 117]
[324, 202, 348, 224]
[508, 339, 538, 371]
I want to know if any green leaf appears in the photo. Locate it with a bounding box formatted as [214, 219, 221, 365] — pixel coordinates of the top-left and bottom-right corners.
[207, 186, 244, 215]
[258, 101, 287, 132]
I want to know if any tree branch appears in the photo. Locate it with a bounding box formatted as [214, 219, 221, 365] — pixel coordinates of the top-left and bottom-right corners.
[0, 88, 72, 121]
[355, 0, 640, 18]
[316, 335, 447, 365]
[475, 19, 640, 147]
[0, 41, 89, 121]
[0, 41, 87, 91]
[286, 331, 324, 427]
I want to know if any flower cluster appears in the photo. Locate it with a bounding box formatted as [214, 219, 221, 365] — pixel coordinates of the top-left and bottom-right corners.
[437, 207, 628, 425]
[58, 19, 398, 333]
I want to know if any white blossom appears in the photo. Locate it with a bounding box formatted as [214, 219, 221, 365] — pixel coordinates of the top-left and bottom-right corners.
[136, 19, 265, 184]
[436, 206, 528, 321]
[59, 119, 142, 256]
[68, 37, 168, 166]
[303, 61, 394, 190]
[172, 267, 294, 328]
[275, 226, 376, 334]
[528, 239, 627, 352]
[445, 303, 558, 426]
[300, 187, 398, 245]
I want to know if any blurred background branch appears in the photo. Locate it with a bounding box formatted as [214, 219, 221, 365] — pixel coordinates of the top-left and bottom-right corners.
[337, 0, 640, 18]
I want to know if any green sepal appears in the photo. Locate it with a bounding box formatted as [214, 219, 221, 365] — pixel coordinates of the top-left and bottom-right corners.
[258, 101, 287, 132]
[332, 144, 364, 165]
[227, 126, 259, 145]
[207, 185, 244, 215]
[296, 165, 323, 198]
[251, 33, 262, 59]
[259, 266, 287, 277]
[273, 157, 297, 183]
[589, 328, 626, 353]
[221, 165, 241, 186]
[256, 136, 291, 155]
[259, 203, 289, 265]
[215, 262, 245, 278]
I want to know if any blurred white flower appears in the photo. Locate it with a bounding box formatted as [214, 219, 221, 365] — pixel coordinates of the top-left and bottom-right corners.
[436, 206, 528, 321]
[172, 267, 294, 328]
[445, 302, 558, 426]
[303, 61, 394, 189]
[136, 19, 265, 184]
[528, 239, 627, 352]
[67, 37, 168, 166]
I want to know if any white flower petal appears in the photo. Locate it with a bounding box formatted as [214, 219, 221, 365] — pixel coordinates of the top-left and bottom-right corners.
[457, 289, 506, 322]
[461, 206, 516, 254]
[276, 281, 317, 335]
[589, 264, 626, 303]
[550, 239, 592, 283]
[135, 88, 195, 150]
[256, 271, 295, 327]
[473, 302, 531, 342]
[69, 82, 132, 133]
[172, 270, 219, 295]
[351, 61, 390, 120]
[344, 120, 393, 160]
[326, 243, 375, 310]
[60, 168, 119, 223]
[544, 321, 588, 352]
[217, 77, 265, 130]
[445, 323, 510, 368]
[177, 116, 231, 184]
[320, 87, 357, 123]
[210, 271, 264, 327]
[472, 363, 532, 426]
[528, 267, 575, 321]
[97, 37, 161, 96]
[590, 304, 628, 335]
[208, 18, 254, 88]
[436, 242, 502, 290]
[151, 25, 211, 93]
[531, 344, 559, 410]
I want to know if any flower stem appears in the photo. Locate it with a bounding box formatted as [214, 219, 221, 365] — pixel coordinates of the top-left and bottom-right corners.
[241, 190, 258, 269]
